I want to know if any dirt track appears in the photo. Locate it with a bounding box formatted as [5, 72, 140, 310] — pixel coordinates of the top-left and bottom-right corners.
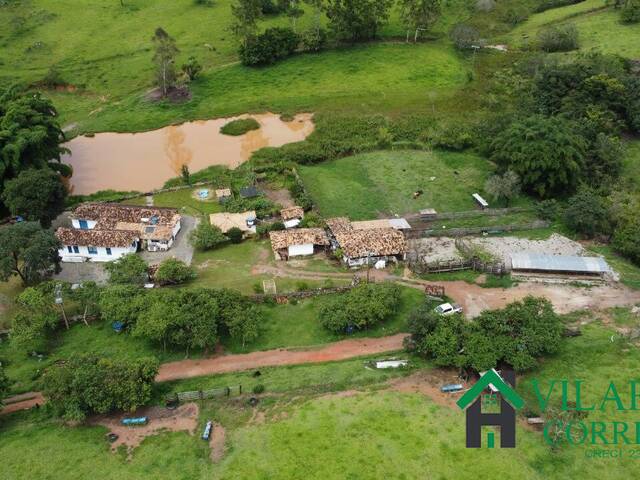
[0, 392, 44, 415]
[156, 333, 407, 382]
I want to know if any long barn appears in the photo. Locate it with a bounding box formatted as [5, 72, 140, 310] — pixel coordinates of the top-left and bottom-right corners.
[510, 254, 611, 279]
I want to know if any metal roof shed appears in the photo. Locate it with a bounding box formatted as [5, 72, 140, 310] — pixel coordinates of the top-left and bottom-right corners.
[511, 254, 610, 275]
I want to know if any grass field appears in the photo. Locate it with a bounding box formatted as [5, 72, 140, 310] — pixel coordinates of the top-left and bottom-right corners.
[4, 322, 640, 479]
[299, 149, 533, 219]
[507, 2, 640, 58]
[0, 0, 471, 134]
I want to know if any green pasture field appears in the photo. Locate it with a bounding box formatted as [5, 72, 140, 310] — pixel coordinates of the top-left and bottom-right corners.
[3, 323, 640, 479]
[507, 2, 640, 59]
[0, 0, 471, 134]
[299, 149, 532, 220]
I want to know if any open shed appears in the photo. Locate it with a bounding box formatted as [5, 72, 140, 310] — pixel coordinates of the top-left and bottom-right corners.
[511, 254, 610, 278]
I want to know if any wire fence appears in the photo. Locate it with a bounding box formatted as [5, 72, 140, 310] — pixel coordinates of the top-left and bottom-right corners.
[167, 385, 243, 404]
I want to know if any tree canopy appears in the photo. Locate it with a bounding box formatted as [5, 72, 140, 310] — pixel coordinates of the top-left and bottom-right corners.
[319, 283, 400, 333]
[2, 168, 68, 227]
[407, 296, 563, 372]
[325, 0, 394, 43]
[105, 253, 149, 285]
[0, 222, 60, 285]
[41, 354, 159, 421]
[11, 287, 59, 353]
[488, 115, 586, 198]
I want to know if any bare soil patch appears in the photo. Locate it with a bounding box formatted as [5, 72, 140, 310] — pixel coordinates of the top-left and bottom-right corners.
[91, 403, 199, 454]
[209, 422, 227, 463]
[387, 369, 465, 409]
[263, 187, 295, 208]
[0, 392, 45, 416]
[469, 234, 585, 264]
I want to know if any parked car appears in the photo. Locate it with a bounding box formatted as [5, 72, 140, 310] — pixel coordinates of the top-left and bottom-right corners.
[434, 303, 463, 316]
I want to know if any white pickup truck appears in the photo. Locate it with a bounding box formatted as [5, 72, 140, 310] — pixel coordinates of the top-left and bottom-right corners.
[434, 303, 463, 316]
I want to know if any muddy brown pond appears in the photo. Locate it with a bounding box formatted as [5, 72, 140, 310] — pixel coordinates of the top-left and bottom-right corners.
[62, 113, 314, 195]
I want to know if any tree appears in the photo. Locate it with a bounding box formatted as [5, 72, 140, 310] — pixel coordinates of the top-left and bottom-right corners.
[0, 222, 60, 285]
[407, 297, 563, 372]
[319, 283, 400, 333]
[2, 168, 67, 227]
[230, 0, 263, 48]
[488, 115, 586, 198]
[69, 281, 101, 326]
[449, 23, 481, 50]
[41, 354, 159, 421]
[484, 170, 520, 207]
[189, 221, 228, 250]
[215, 288, 263, 347]
[0, 88, 68, 210]
[227, 226, 244, 244]
[105, 253, 148, 285]
[154, 258, 196, 286]
[564, 189, 611, 238]
[181, 56, 202, 81]
[621, 0, 640, 23]
[99, 284, 146, 328]
[0, 365, 9, 407]
[325, 0, 394, 43]
[152, 27, 179, 97]
[398, 0, 441, 42]
[11, 287, 59, 353]
[239, 27, 300, 66]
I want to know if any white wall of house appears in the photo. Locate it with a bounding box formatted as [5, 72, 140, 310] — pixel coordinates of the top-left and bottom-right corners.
[58, 243, 137, 263]
[288, 244, 314, 257]
[71, 219, 98, 230]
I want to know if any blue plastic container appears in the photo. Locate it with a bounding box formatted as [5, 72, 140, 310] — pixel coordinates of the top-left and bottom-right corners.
[440, 384, 464, 393]
[121, 417, 148, 426]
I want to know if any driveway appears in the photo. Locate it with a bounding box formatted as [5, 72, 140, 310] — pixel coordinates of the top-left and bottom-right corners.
[140, 215, 198, 265]
[53, 262, 109, 285]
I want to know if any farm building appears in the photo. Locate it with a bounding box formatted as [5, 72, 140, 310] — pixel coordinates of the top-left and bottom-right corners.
[239, 186, 260, 199]
[269, 229, 330, 261]
[326, 217, 407, 267]
[215, 188, 232, 203]
[209, 211, 257, 236]
[510, 254, 611, 279]
[281, 206, 305, 229]
[57, 203, 181, 262]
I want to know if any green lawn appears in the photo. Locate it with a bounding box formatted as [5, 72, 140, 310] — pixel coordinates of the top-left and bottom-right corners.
[589, 244, 640, 290]
[126, 189, 224, 216]
[299, 149, 533, 219]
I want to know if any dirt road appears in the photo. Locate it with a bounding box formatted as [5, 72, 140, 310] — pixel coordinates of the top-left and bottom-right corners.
[0, 392, 45, 415]
[156, 333, 407, 382]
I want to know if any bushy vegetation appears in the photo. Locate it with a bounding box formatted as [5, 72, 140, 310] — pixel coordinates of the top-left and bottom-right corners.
[41, 354, 158, 421]
[240, 27, 299, 65]
[319, 283, 400, 333]
[189, 221, 228, 250]
[407, 296, 563, 371]
[537, 23, 579, 52]
[220, 117, 261, 135]
[153, 258, 196, 286]
[104, 253, 149, 285]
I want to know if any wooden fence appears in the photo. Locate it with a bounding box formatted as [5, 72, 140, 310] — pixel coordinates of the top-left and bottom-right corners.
[409, 220, 550, 238]
[168, 385, 243, 404]
[251, 284, 356, 304]
[409, 258, 507, 275]
[421, 207, 534, 221]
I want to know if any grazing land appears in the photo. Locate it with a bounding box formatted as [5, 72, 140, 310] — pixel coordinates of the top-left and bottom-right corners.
[299, 150, 533, 219]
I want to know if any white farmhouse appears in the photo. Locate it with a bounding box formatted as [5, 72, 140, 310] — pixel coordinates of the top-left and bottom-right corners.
[56, 203, 182, 262]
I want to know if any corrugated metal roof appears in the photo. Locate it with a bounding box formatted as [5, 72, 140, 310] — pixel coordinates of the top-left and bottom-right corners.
[389, 218, 412, 230]
[511, 254, 610, 273]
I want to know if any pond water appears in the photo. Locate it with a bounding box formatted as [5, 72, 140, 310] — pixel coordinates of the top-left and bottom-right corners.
[62, 113, 314, 195]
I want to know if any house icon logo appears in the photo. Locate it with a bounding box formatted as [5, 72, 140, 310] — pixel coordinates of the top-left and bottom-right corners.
[456, 369, 525, 448]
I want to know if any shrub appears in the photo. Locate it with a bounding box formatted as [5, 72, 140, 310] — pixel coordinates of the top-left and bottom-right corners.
[253, 384, 265, 394]
[449, 23, 481, 50]
[154, 258, 196, 286]
[240, 27, 299, 66]
[300, 27, 328, 52]
[564, 189, 611, 238]
[538, 24, 579, 52]
[189, 222, 228, 250]
[428, 122, 475, 150]
[256, 221, 285, 237]
[220, 118, 261, 136]
[500, 5, 529, 25]
[319, 283, 400, 333]
[105, 254, 148, 285]
[300, 212, 324, 228]
[227, 227, 244, 244]
[621, 1, 640, 24]
[296, 281, 310, 291]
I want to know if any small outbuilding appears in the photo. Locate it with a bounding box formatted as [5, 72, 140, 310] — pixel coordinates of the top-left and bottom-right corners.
[280, 206, 305, 229]
[269, 228, 330, 261]
[215, 188, 232, 203]
[240, 186, 260, 199]
[210, 211, 257, 236]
